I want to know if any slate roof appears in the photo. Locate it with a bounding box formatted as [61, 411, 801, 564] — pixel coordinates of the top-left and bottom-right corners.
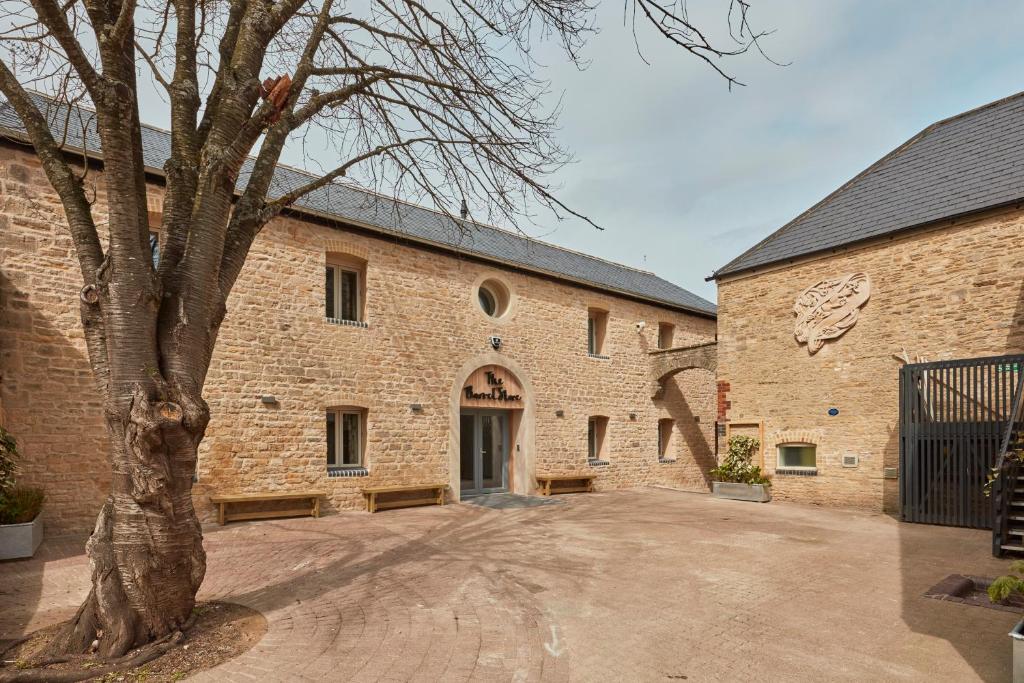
[0, 95, 716, 317]
[711, 91, 1024, 279]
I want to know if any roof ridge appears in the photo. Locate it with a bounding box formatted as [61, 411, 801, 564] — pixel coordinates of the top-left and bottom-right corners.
[4, 91, 710, 313]
[709, 89, 1024, 280]
[261, 157, 660, 277]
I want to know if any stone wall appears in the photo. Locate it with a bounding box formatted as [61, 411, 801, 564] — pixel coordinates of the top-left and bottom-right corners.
[0, 144, 718, 532]
[716, 205, 1024, 512]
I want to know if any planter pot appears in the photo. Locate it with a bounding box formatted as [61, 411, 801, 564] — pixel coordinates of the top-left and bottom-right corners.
[0, 514, 43, 560]
[1011, 618, 1024, 683]
[712, 482, 771, 503]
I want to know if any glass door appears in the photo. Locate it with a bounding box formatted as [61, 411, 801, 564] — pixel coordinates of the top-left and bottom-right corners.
[459, 410, 509, 496]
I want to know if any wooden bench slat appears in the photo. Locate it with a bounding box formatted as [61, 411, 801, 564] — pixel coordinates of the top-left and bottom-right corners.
[536, 474, 596, 482]
[211, 491, 325, 503]
[224, 508, 314, 522]
[536, 474, 596, 496]
[361, 484, 446, 494]
[374, 497, 441, 510]
[211, 491, 323, 525]
[362, 484, 447, 513]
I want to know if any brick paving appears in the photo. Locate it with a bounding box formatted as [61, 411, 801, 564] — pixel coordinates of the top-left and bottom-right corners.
[0, 489, 1017, 681]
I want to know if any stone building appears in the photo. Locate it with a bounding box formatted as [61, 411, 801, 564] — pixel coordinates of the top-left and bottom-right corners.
[0, 102, 718, 533]
[711, 92, 1024, 515]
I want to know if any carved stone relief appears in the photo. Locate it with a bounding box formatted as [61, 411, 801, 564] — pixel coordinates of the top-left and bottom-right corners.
[793, 272, 871, 354]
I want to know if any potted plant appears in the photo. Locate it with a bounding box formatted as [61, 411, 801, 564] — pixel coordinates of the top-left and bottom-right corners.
[988, 562, 1024, 681]
[0, 426, 45, 560]
[710, 435, 772, 503]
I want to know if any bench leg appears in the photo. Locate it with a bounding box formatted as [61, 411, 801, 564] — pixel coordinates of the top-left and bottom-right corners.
[218, 502, 225, 526]
[436, 488, 444, 506]
[313, 496, 320, 518]
[368, 492, 376, 513]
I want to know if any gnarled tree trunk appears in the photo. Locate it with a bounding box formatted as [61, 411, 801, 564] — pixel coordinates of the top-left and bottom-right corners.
[50, 387, 209, 657]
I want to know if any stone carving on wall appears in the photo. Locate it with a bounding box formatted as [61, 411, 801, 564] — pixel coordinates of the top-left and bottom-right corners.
[793, 272, 871, 354]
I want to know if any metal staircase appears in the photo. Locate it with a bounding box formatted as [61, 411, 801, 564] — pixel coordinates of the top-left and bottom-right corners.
[993, 372, 1024, 556]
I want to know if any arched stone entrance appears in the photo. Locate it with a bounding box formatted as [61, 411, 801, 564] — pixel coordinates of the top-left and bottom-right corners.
[649, 342, 717, 399]
[449, 353, 535, 500]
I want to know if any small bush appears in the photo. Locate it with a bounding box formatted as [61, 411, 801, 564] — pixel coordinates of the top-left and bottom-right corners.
[989, 560, 1024, 603]
[0, 486, 44, 524]
[0, 426, 17, 495]
[710, 435, 771, 486]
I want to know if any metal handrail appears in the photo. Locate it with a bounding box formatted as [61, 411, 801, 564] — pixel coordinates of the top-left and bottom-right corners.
[997, 371, 1024, 470]
[993, 371, 1024, 554]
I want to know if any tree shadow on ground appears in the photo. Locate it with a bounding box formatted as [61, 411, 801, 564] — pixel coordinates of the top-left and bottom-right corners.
[202, 500, 596, 621]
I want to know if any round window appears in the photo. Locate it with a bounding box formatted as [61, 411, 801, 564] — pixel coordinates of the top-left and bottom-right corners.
[478, 286, 498, 317]
[475, 278, 510, 319]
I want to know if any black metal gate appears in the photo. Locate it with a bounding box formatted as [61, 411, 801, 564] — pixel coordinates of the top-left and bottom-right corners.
[899, 354, 1024, 528]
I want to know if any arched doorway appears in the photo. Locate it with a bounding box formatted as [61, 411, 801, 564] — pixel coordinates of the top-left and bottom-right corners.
[450, 355, 535, 500]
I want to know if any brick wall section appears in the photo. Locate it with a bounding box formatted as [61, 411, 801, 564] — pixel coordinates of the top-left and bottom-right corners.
[716, 381, 730, 423]
[717, 205, 1024, 512]
[0, 144, 718, 532]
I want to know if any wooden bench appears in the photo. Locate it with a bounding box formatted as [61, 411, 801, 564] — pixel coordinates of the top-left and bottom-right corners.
[536, 474, 597, 496]
[209, 491, 325, 525]
[361, 484, 446, 513]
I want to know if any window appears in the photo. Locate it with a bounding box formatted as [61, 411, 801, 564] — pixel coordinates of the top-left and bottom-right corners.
[326, 263, 362, 322]
[149, 233, 160, 268]
[476, 278, 510, 318]
[587, 308, 608, 357]
[588, 416, 608, 462]
[657, 323, 675, 349]
[327, 409, 363, 468]
[658, 418, 675, 460]
[778, 443, 816, 470]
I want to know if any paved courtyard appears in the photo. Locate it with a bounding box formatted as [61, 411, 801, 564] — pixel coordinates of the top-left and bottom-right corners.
[0, 488, 1017, 681]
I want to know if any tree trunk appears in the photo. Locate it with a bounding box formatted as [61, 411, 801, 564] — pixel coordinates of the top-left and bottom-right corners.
[49, 387, 208, 658]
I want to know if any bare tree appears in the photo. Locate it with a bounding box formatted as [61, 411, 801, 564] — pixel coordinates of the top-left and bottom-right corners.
[0, 0, 770, 663]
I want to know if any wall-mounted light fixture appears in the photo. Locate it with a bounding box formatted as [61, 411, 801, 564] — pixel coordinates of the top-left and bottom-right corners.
[555, 409, 564, 418]
[628, 412, 637, 421]
[410, 403, 424, 413]
[260, 395, 278, 405]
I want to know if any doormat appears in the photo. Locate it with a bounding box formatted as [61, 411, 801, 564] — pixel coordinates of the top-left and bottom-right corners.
[924, 574, 1024, 613]
[463, 493, 565, 509]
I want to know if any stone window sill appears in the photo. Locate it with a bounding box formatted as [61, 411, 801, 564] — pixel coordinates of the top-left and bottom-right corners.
[328, 467, 368, 478]
[587, 459, 609, 467]
[775, 468, 817, 477]
[325, 317, 368, 329]
[587, 352, 610, 360]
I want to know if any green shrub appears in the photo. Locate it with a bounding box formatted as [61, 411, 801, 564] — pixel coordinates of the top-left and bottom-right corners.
[0, 426, 17, 495]
[988, 560, 1024, 603]
[710, 435, 771, 486]
[0, 486, 44, 524]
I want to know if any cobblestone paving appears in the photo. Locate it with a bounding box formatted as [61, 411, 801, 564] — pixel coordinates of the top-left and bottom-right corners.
[0, 489, 1016, 681]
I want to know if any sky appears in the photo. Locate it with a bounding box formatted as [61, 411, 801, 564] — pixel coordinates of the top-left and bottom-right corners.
[131, 1, 1024, 304]
[469, 0, 1024, 302]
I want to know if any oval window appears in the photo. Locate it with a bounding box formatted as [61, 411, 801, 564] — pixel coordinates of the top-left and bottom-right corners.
[479, 286, 498, 316]
[476, 278, 510, 318]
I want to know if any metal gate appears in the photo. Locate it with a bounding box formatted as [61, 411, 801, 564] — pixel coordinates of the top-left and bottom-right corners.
[899, 354, 1024, 528]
